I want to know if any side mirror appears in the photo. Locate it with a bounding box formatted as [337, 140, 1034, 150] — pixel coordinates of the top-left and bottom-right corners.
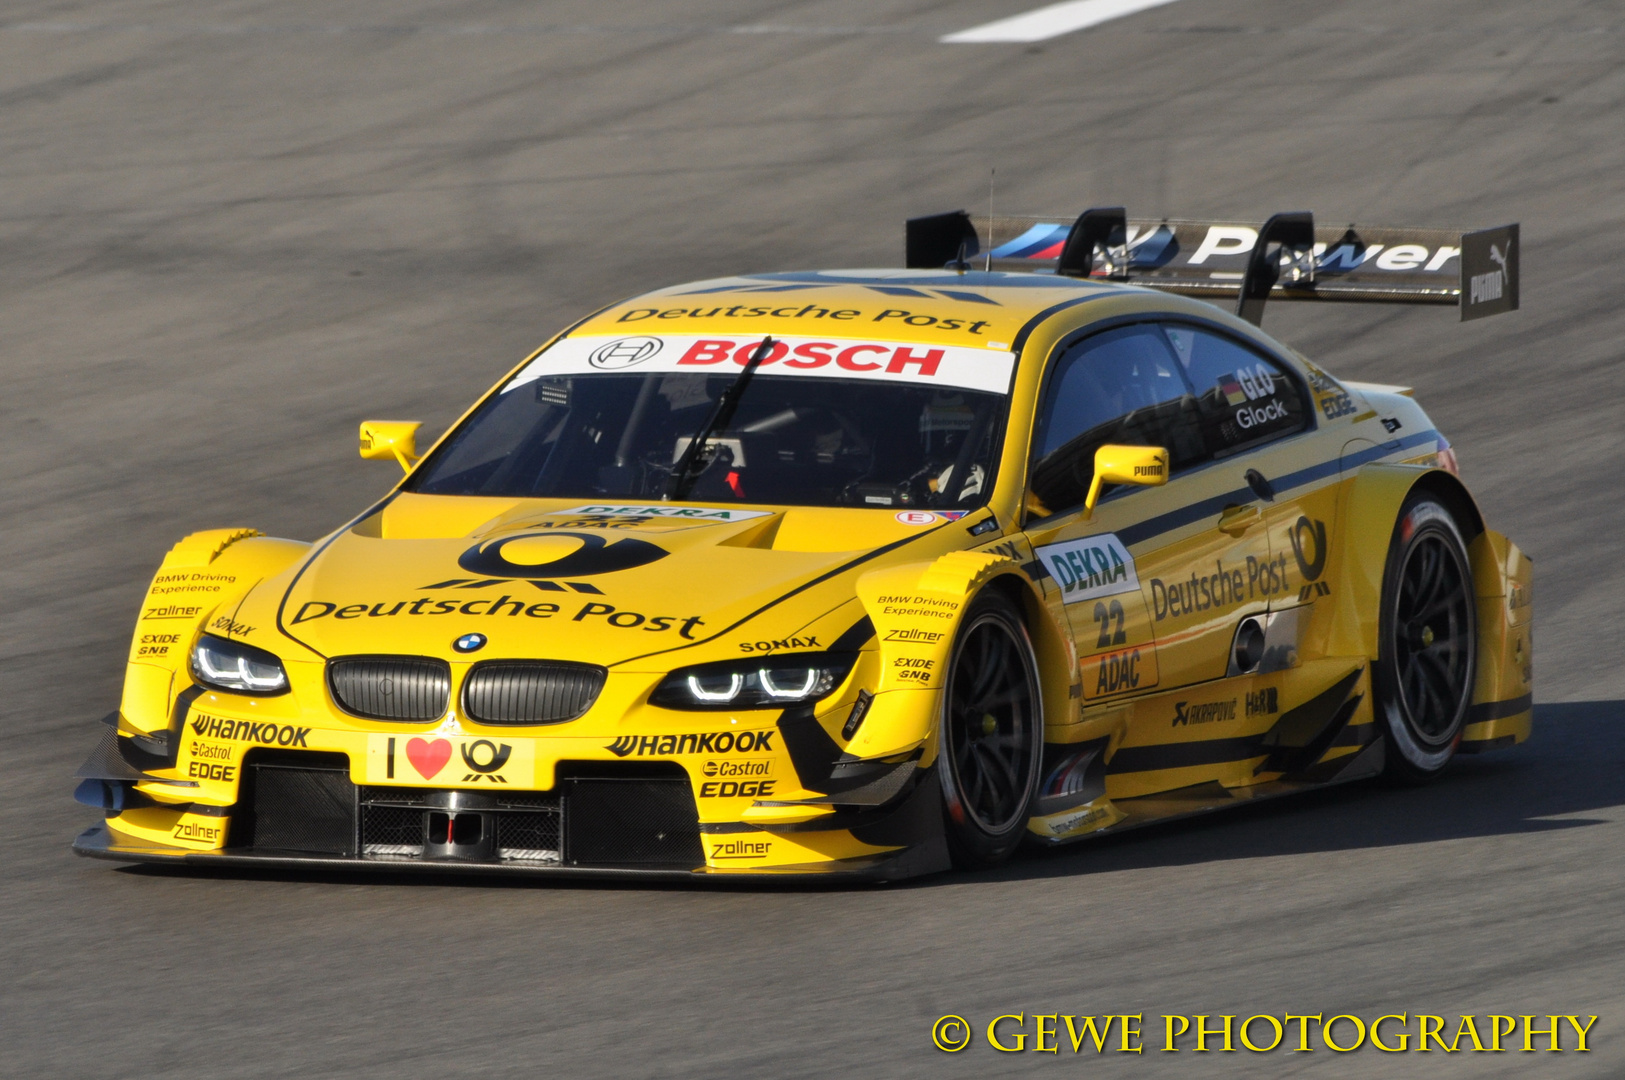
[1083, 444, 1169, 517]
[359, 420, 422, 473]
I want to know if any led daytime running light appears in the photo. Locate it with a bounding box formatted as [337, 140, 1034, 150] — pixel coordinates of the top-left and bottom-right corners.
[686, 672, 744, 703]
[760, 668, 819, 700]
[190, 634, 290, 695]
[651, 653, 854, 710]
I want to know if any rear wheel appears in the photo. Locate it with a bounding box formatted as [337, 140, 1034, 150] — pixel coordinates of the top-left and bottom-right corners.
[1375, 495, 1478, 783]
[936, 591, 1042, 868]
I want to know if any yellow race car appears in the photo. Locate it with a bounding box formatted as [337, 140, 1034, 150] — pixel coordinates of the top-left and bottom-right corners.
[73, 208, 1532, 880]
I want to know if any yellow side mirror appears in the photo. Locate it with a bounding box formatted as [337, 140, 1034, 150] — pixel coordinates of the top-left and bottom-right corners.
[359, 420, 422, 473]
[1083, 444, 1169, 516]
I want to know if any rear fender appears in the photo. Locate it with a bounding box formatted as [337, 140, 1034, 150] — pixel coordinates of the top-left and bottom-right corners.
[1324, 464, 1430, 663]
[1327, 465, 1531, 745]
[1462, 530, 1534, 748]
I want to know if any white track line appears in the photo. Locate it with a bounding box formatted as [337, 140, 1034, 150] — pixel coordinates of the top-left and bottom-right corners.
[941, 0, 1186, 43]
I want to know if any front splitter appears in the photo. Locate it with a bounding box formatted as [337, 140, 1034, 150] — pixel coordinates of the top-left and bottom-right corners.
[71, 825, 900, 883]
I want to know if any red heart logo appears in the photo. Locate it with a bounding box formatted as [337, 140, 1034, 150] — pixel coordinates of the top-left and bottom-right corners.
[406, 737, 451, 779]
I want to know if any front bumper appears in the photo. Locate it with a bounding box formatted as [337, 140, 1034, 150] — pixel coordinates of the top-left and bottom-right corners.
[72, 719, 950, 882]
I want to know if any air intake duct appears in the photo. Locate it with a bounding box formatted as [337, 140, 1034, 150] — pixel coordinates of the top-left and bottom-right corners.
[328, 656, 451, 721]
[461, 660, 605, 725]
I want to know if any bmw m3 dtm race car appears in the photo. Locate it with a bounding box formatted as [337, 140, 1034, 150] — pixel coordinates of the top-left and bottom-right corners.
[74, 207, 1532, 880]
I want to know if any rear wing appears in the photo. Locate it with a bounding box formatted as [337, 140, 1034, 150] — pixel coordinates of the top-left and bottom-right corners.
[905, 208, 1518, 326]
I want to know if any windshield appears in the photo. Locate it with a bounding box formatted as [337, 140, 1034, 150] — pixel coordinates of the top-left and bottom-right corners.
[409, 336, 1013, 510]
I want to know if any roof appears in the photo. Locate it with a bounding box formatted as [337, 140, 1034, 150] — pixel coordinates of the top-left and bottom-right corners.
[570, 269, 1132, 351]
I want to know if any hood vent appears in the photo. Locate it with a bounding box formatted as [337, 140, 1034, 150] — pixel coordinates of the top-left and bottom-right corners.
[329, 657, 451, 722]
[463, 661, 605, 725]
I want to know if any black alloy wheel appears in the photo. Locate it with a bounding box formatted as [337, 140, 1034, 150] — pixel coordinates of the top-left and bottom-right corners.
[937, 591, 1042, 868]
[1375, 495, 1478, 782]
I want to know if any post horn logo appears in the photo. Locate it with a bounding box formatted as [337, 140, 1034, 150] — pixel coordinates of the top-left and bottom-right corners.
[1290, 516, 1328, 582]
[458, 531, 669, 580]
[460, 739, 512, 774]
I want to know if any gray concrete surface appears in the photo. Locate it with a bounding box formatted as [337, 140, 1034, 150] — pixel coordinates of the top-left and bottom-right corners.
[2, 1, 1621, 1076]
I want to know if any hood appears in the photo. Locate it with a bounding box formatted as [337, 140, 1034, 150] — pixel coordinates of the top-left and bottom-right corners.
[241, 495, 949, 667]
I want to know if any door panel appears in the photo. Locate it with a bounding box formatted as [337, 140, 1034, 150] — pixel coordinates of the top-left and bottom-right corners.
[1029, 526, 1159, 703]
[1026, 458, 1274, 707]
[1022, 318, 1323, 798]
[1133, 477, 1274, 690]
[1157, 319, 1322, 679]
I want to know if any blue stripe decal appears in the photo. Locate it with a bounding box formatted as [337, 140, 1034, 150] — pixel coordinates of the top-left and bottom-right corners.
[747, 270, 1098, 290]
[932, 289, 1002, 305]
[671, 283, 755, 295]
[671, 282, 826, 296]
[1115, 430, 1440, 548]
[991, 223, 1070, 259]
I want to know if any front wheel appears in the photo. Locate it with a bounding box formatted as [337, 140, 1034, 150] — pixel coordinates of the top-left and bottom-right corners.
[936, 591, 1043, 868]
[1374, 495, 1478, 783]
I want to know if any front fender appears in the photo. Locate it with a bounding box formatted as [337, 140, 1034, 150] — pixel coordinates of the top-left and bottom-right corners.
[842, 551, 1030, 760]
[119, 530, 311, 744]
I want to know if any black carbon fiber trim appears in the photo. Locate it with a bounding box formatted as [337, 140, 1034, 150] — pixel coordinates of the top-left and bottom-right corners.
[74, 824, 903, 880]
[328, 656, 450, 721]
[566, 779, 704, 867]
[248, 761, 356, 856]
[1104, 669, 1365, 777]
[75, 725, 148, 781]
[462, 661, 605, 725]
[1106, 735, 1264, 774]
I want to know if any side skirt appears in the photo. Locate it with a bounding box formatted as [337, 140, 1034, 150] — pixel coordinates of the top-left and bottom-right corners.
[1030, 737, 1385, 847]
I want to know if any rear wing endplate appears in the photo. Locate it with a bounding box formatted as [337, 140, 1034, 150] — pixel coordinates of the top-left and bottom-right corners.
[905, 209, 1519, 326]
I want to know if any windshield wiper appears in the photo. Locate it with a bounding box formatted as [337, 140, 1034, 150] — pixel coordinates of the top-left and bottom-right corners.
[666, 336, 775, 501]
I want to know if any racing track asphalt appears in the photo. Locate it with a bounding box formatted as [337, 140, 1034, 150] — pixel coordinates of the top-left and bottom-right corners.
[2, 2, 1622, 1076]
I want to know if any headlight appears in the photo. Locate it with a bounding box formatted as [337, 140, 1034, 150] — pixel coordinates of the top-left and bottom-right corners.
[190, 634, 290, 695]
[650, 653, 855, 711]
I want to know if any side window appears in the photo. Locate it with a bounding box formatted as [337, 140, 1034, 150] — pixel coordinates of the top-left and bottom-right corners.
[1161, 325, 1308, 457]
[1029, 324, 1205, 513]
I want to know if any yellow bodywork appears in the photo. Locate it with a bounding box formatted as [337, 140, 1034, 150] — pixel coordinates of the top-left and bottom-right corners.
[86, 272, 1534, 878]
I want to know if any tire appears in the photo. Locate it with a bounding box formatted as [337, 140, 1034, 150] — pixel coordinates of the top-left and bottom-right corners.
[935, 591, 1043, 868]
[1374, 494, 1478, 783]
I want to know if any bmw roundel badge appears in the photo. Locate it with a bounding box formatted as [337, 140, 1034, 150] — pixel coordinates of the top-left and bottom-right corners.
[453, 633, 487, 653]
